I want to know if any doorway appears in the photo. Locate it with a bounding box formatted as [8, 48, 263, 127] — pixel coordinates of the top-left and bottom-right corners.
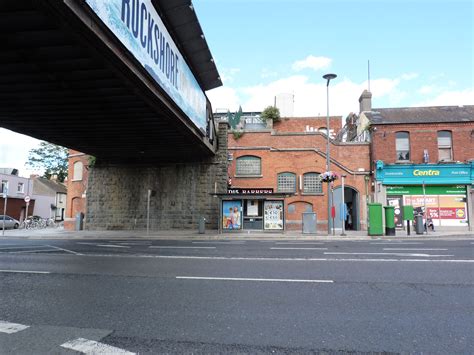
[333, 186, 360, 230]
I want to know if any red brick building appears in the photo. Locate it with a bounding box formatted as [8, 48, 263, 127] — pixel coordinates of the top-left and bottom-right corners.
[224, 116, 370, 232]
[355, 102, 474, 231]
[64, 150, 90, 230]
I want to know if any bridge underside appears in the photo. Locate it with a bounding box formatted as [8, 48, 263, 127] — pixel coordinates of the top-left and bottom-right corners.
[0, 0, 218, 163]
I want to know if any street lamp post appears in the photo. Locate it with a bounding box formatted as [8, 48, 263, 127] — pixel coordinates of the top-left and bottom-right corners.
[323, 73, 337, 235]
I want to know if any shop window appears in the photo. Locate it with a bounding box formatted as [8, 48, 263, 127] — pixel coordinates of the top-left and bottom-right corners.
[395, 132, 410, 161]
[277, 172, 296, 193]
[303, 173, 322, 194]
[437, 131, 452, 161]
[73, 161, 83, 181]
[236, 156, 261, 176]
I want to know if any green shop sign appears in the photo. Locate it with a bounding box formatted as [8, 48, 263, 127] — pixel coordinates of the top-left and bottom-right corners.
[386, 185, 466, 195]
[375, 161, 474, 185]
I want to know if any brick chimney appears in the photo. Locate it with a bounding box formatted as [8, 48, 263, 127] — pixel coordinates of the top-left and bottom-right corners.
[359, 90, 372, 113]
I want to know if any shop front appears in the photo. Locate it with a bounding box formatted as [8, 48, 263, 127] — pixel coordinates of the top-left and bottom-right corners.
[375, 161, 474, 230]
[218, 188, 287, 233]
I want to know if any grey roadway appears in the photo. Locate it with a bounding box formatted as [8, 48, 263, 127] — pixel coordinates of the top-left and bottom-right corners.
[0, 237, 473, 354]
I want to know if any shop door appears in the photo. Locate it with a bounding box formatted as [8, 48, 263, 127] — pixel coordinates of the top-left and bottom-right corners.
[387, 196, 404, 228]
[243, 200, 263, 230]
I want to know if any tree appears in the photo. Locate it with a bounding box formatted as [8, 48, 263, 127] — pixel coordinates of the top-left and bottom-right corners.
[26, 142, 68, 182]
[261, 106, 281, 122]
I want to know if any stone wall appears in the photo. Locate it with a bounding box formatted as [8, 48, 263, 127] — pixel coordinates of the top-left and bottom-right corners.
[86, 122, 228, 230]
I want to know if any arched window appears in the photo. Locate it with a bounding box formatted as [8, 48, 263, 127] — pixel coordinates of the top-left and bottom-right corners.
[73, 161, 83, 181]
[236, 156, 261, 176]
[277, 172, 296, 193]
[395, 132, 410, 161]
[303, 172, 322, 194]
[437, 131, 452, 161]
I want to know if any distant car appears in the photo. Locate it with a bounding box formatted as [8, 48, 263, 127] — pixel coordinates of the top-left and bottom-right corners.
[0, 215, 20, 229]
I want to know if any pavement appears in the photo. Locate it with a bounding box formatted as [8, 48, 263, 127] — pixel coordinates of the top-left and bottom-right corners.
[1, 226, 473, 240]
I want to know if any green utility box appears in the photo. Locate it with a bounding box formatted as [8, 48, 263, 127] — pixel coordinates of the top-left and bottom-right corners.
[368, 203, 383, 236]
[402, 205, 414, 221]
[384, 206, 395, 236]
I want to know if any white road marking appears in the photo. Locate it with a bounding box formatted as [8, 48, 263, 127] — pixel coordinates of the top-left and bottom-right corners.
[0, 270, 50, 274]
[370, 242, 424, 245]
[176, 276, 333, 283]
[383, 248, 448, 251]
[271, 247, 328, 250]
[46, 245, 83, 255]
[324, 252, 453, 257]
[77, 242, 101, 246]
[149, 246, 216, 249]
[61, 338, 135, 354]
[116, 242, 151, 245]
[83, 254, 474, 263]
[274, 242, 325, 245]
[0, 321, 30, 334]
[192, 241, 245, 244]
[96, 244, 130, 248]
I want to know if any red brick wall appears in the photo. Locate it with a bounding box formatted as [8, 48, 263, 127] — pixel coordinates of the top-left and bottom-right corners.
[228, 127, 370, 230]
[274, 116, 342, 135]
[0, 198, 35, 221]
[64, 150, 90, 230]
[371, 122, 474, 164]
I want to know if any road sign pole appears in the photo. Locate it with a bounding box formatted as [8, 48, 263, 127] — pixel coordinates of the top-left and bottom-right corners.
[2, 194, 7, 236]
[24, 196, 31, 223]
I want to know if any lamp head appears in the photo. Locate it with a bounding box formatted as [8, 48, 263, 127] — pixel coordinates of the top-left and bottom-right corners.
[323, 73, 337, 86]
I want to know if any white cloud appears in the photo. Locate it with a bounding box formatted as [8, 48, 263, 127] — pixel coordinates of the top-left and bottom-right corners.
[401, 72, 419, 80]
[0, 128, 43, 177]
[206, 73, 410, 118]
[219, 67, 240, 84]
[418, 85, 436, 94]
[260, 68, 278, 79]
[206, 86, 240, 112]
[292, 55, 332, 72]
[414, 88, 474, 107]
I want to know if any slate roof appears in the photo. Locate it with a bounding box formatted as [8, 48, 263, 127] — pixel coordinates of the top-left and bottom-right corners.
[36, 178, 67, 194]
[365, 105, 474, 124]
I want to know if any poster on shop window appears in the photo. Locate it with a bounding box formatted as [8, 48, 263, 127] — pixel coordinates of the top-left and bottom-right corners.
[264, 201, 284, 230]
[222, 201, 242, 230]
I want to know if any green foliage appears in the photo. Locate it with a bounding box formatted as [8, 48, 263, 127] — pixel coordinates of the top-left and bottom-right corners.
[88, 155, 97, 168]
[227, 106, 243, 129]
[26, 142, 68, 182]
[261, 106, 281, 122]
[232, 130, 244, 140]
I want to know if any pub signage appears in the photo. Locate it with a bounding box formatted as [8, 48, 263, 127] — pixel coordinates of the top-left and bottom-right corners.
[227, 188, 274, 195]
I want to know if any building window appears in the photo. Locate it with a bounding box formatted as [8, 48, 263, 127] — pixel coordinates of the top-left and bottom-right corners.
[303, 173, 322, 194]
[1, 180, 8, 194]
[73, 161, 83, 181]
[438, 131, 452, 161]
[395, 132, 410, 161]
[277, 172, 296, 193]
[236, 156, 261, 176]
[17, 183, 24, 193]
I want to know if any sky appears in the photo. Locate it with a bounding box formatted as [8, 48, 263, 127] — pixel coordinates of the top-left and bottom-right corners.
[1, 0, 472, 177]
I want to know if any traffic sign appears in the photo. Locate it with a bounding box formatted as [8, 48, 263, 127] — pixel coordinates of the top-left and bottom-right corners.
[24, 195, 31, 203]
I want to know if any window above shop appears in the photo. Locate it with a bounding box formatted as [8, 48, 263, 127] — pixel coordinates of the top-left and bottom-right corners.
[437, 130, 452, 161]
[395, 132, 410, 161]
[236, 156, 261, 176]
[277, 172, 296, 193]
[303, 172, 322, 194]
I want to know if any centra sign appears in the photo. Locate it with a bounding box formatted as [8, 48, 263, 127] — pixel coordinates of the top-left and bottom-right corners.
[413, 169, 440, 176]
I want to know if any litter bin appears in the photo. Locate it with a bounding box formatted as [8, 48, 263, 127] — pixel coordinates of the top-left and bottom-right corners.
[368, 203, 383, 236]
[198, 217, 206, 234]
[75, 212, 84, 231]
[415, 214, 424, 235]
[384, 206, 396, 236]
